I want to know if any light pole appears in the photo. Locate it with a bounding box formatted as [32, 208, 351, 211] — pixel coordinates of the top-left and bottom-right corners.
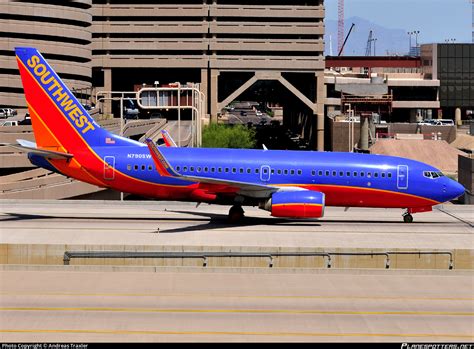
[414, 30, 420, 48]
[176, 82, 181, 147]
[407, 31, 413, 53]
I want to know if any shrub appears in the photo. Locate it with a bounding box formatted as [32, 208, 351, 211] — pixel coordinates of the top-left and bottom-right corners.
[202, 123, 256, 149]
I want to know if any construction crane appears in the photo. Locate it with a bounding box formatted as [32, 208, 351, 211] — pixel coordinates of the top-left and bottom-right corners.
[338, 0, 345, 54]
[365, 30, 373, 56]
[338, 22, 355, 56]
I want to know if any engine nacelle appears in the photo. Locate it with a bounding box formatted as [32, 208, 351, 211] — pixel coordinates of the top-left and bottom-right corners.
[260, 191, 325, 219]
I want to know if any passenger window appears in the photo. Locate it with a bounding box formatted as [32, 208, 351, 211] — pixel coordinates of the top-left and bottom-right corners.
[271, 169, 275, 175]
[290, 169, 295, 175]
[141, 165, 146, 171]
[148, 165, 153, 171]
[297, 170, 302, 175]
[367, 172, 372, 178]
[127, 164, 131, 171]
[218, 167, 222, 173]
[332, 171, 336, 176]
[183, 166, 188, 172]
[190, 166, 194, 172]
[374, 173, 378, 178]
[284, 169, 288, 175]
[311, 170, 316, 176]
[353, 172, 358, 177]
[240, 168, 244, 174]
[387, 173, 392, 178]
[176, 166, 180, 171]
[247, 168, 251, 174]
[325, 170, 329, 176]
[134, 165, 138, 171]
[232, 168, 236, 174]
[346, 172, 351, 177]
[278, 169, 282, 175]
[318, 171, 323, 176]
[211, 167, 215, 173]
[197, 167, 201, 173]
[255, 168, 259, 174]
[360, 171, 365, 177]
[225, 168, 229, 173]
[204, 167, 208, 172]
[381, 173, 386, 178]
[340, 171, 344, 177]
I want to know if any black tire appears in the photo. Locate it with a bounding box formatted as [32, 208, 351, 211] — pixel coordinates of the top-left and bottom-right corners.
[228, 205, 244, 224]
[403, 214, 413, 223]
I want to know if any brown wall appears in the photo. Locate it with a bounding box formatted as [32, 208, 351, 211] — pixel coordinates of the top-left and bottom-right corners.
[0, 0, 92, 109]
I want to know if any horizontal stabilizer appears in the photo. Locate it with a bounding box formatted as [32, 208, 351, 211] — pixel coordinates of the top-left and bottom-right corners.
[2, 139, 73, 160]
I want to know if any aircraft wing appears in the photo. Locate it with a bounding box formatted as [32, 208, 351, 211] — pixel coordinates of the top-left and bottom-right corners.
[3, 139, 73, 160]
[145, 138, 286, 198]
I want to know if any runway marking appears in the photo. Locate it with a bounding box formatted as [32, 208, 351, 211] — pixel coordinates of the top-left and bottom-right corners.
[0, 329, 472, 340]
[1, 292, 473, 302]
[1, 307, 472, 316]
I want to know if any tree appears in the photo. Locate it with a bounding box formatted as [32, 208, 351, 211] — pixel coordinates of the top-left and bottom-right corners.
[202, 124, 256, 149]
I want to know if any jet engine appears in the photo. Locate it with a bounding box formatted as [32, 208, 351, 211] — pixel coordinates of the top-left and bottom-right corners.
[259, 191, 325, 219]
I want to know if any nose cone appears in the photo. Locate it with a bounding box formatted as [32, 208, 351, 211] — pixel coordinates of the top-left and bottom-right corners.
[448, 180, 465, 200]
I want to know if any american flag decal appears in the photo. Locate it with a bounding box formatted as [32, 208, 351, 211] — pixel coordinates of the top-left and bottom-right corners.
[105, 137, 115, 144]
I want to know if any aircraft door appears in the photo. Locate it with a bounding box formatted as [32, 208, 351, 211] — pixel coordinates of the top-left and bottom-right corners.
[397, 165, 408, 190]
[103, 156, 115, 180]
[260, 165, 271, 182]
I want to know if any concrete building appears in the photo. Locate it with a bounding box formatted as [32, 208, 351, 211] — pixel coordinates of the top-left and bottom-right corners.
[0, 0, 93, 111]
[325, 56, 440, 123]
[91, 0, 326, 149]
[421, 43, 474, 120]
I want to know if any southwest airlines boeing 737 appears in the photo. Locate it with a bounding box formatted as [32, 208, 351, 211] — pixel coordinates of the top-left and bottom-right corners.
[10, 47, 465, 223]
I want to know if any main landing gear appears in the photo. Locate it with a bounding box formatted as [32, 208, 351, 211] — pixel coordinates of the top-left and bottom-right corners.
[228, 205, 244, 224]
[403, 212, 414, 223]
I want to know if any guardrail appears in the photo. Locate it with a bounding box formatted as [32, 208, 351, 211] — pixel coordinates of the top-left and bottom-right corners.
[63, 250, 454, 269]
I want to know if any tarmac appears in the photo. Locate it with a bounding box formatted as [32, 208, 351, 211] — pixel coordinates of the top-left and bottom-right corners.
[0, 267, 472, 342]
[0, 200, 472, 250]
[0, 200, 473, 342]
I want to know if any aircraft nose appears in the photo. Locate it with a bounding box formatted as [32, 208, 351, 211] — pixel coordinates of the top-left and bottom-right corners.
[448, 180, 465, 200]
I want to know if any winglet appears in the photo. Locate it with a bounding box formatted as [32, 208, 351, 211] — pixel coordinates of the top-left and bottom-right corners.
[161, 130, 177, 147]
[145, 138, 180, 177]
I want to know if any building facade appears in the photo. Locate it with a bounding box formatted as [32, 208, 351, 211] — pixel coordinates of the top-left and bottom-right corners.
[91, 0, 326, 149]
[421, 43, 474, 118]
[0, 0, 93, 111]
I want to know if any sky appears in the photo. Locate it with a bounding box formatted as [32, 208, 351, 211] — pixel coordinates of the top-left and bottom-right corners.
[325, 0, 473, 44]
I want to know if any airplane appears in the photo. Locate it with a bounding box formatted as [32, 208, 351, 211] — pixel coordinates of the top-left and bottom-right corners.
[11, 47, 465, 224]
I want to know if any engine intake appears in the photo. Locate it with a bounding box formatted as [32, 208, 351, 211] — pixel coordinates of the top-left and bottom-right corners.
[260, 191, 325, 219]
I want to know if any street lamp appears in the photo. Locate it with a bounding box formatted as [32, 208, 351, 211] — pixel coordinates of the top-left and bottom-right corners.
[407, 31, 413, 53]
[414, 30, 420, 48]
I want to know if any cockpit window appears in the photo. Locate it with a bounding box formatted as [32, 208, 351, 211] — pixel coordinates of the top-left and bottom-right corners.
[424, 171, 445, 179]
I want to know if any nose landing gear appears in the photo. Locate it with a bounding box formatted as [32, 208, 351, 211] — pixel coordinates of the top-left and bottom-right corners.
[403, 212, 414, 223]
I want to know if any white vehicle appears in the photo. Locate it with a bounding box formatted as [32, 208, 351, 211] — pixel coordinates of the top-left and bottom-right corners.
[0, 120, 19, 126]
[419, 119, 454, 126]
[256, 110, 263, 116]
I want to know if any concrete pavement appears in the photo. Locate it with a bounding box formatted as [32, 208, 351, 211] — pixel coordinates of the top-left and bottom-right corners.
[0, 268, 472, 342]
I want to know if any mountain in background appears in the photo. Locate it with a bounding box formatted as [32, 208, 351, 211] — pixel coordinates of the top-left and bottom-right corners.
[325, 16, 413, 56]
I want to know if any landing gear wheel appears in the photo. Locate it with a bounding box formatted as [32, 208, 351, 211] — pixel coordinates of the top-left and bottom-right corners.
[228, 205, 244, 224]
[403, 213, 413, 223]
